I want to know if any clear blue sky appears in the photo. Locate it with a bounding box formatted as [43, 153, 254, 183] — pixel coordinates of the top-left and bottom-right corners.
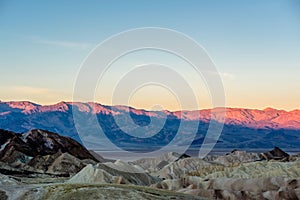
[0, 0, 299, 110]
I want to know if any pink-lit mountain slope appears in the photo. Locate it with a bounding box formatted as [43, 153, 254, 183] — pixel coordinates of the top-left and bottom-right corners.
[1, 101, 299, 130]
[0, 101, 299, 149]
[174, 107, 300, 130]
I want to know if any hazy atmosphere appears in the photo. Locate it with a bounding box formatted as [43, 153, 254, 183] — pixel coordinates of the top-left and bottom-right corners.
[1, 0, 299, 110]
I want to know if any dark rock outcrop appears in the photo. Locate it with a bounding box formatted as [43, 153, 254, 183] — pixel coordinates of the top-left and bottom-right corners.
[21, 129, 97, 161]
[0, 129, 101, 176]
[259, 147, 290, 161]
[0, 129, 98, 163]
[0, 129, 16, 146]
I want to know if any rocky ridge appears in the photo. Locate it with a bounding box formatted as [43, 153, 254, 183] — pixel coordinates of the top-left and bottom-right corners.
[1, 101, 300, 150]
[0, 129, 99, 177]
[1, 101, 299, 129]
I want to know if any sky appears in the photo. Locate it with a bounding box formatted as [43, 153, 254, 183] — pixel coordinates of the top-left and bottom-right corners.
[0, 0, 299, 111]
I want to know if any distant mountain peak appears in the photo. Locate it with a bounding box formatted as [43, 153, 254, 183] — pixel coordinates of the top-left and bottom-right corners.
[264, 107, 276, 111]
[5, 101, 39, 111]
[0, 101, 299, 130]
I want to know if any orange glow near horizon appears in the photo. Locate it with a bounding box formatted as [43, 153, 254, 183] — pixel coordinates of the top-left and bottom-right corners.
[0, 91, 298, 112]
[0, 81, 299, 112]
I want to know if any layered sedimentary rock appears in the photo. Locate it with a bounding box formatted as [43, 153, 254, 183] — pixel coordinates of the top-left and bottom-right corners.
[173, 177, 300, 200]
[206, 150, 260, 166]
[149, 149, 300, 200]
[7, 184, 204, 200]
[69, 161, 160, 186]
[131, 152, 190, 173]
[28, 152, 96, 176]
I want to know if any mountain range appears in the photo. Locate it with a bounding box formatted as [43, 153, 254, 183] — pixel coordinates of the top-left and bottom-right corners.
[0, 101, 299, 151]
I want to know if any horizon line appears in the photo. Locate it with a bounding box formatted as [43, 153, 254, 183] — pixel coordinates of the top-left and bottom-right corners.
[0, 99, 299, 113]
